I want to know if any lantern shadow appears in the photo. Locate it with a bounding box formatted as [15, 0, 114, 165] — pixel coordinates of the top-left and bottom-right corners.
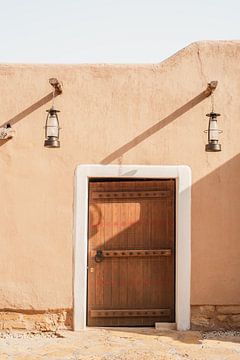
[100, 90, 211, 164]
[89, 203, 103, 238]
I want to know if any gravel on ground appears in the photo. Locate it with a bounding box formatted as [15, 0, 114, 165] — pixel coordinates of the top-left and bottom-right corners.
[1, 328, 240, 359]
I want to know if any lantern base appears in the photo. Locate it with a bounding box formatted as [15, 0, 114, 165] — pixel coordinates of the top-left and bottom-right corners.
[44, 137, 60, 148]
[205, 143, 221, 152]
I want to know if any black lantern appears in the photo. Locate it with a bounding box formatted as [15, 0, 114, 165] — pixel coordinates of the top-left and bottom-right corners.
[44, 106, 60, 148]
[205, 112, 222, 152]
[205, 90, 222, 152]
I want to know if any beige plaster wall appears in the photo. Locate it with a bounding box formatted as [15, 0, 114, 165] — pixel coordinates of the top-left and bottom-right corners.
[0, 41, 240, 311]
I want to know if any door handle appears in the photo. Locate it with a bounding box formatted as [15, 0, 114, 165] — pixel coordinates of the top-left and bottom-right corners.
[95, 250, 104, 263]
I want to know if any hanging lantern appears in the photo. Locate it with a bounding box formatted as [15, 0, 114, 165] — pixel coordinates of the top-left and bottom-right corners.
[205, 91, 222, 152]
[44, 106, 60, 148]
[205, 112, 222, 152]
[44, 78, 62, 148]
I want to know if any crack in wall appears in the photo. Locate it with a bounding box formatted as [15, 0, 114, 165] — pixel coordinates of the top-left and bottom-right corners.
[197, 45, 208, 85]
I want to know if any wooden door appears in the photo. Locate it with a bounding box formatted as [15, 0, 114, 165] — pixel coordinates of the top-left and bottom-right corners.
[87, 179, 175, 326]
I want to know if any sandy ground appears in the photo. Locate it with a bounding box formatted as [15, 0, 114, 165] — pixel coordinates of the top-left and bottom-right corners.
[1, 328, 240, 360]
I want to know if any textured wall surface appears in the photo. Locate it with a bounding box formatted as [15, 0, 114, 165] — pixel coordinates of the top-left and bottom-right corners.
[0, 41, 240, 324]
[0, 310, 72, 331]
[191, 305, 240, 330]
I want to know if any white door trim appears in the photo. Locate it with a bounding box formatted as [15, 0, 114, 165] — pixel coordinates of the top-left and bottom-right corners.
[73, 164, 191, 331]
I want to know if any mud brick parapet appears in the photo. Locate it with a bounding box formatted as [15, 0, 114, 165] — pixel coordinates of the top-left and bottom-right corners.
[0, 309, 72, 331]
[191, 305, 240, 330]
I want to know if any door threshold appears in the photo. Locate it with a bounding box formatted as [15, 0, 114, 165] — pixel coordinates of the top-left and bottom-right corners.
[155, 322, 176, 330]
[84, 323, 177, 331]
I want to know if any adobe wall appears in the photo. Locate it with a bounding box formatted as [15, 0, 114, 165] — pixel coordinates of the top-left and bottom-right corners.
[0, 41, 240, 330]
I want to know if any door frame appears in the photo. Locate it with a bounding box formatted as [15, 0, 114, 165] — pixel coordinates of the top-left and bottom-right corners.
[73, 164, 191, 331]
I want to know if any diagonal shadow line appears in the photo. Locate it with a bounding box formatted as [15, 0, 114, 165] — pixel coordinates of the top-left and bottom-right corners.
[100, 90, 209, 165]
[1, 92, 54, 128]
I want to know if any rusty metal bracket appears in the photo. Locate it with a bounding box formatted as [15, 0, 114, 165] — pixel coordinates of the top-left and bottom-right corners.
[49, 78, 63, 94]
[0, 124, 15, 140]
[204, 81, 218, 97]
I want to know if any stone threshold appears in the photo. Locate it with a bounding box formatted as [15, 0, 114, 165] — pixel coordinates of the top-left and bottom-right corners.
[155, 322, 176, 330]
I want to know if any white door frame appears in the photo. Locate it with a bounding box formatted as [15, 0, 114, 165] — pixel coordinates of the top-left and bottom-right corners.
[73, 164, 191, 330]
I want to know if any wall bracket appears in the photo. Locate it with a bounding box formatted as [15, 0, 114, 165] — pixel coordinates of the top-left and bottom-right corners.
[204, 81, 218, 97]
[49, 78, 63, 94]
[0, 125, 15, 140]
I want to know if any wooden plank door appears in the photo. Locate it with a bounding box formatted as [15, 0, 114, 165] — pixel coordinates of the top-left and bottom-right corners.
[87, 179, 175, 326]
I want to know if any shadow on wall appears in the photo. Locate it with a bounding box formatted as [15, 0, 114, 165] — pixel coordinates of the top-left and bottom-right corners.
[191, 153, 240, 305]
[0, 83, 212, 150]
[86, 155, 240, 339]
[100, 88, 211, 164]
[0, 92, 57, 147]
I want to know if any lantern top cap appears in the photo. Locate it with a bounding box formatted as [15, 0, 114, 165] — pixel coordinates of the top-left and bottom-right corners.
[46, 106, 60, 114]
[206, 112, 221, 117]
